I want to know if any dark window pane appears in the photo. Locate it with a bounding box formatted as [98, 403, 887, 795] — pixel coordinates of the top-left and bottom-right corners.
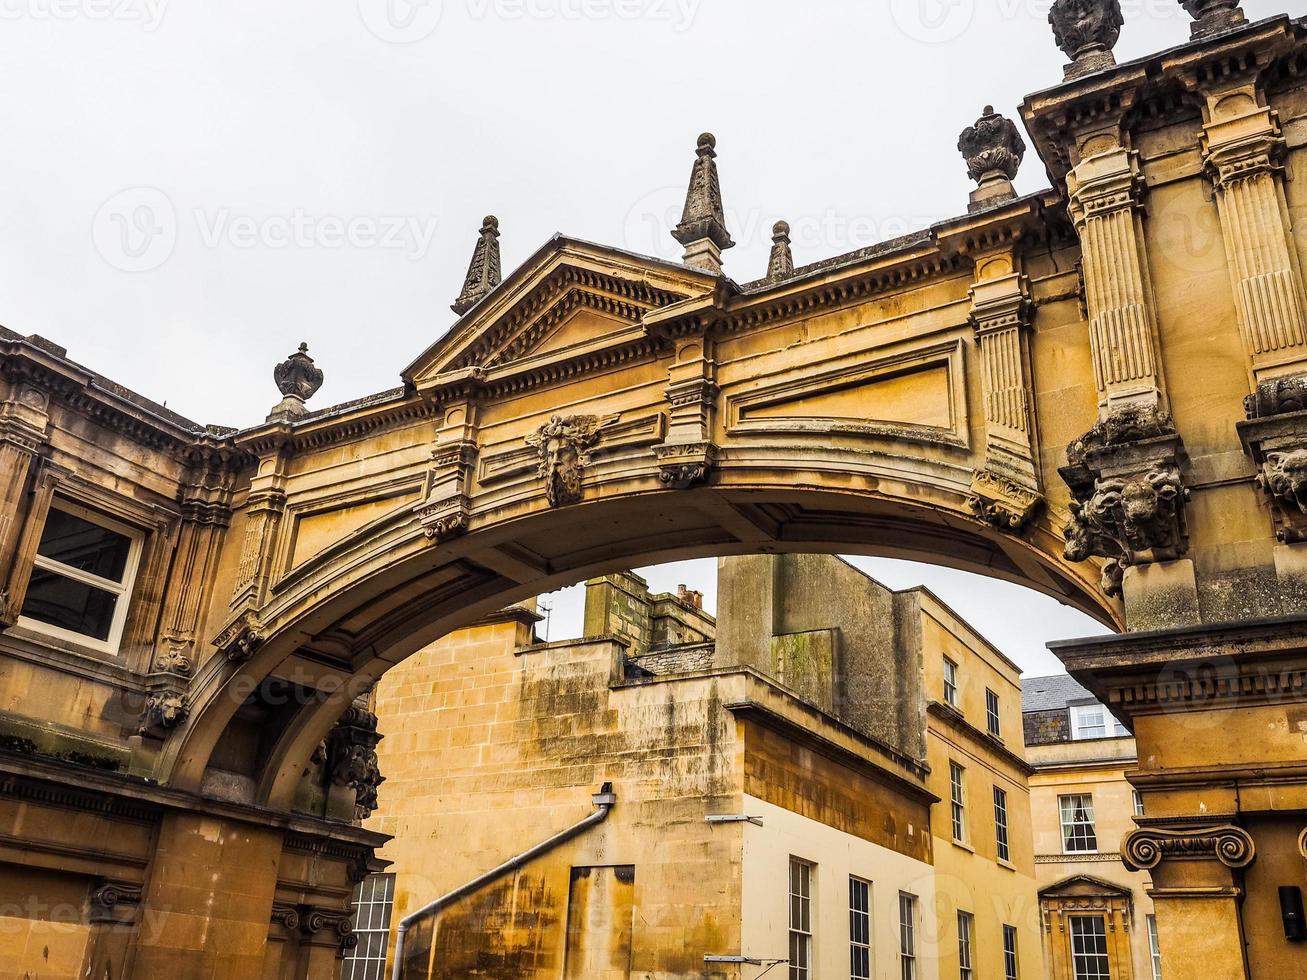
[21, 568, 118, 641]
[37, 509, 132, 582]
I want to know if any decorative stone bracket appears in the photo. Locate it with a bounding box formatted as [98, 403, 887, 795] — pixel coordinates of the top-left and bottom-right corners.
[137, 688, 190, 740]
[416, 442, 478, 542]
[325, 704, 385, 821]
[1240, 374, 1307, 543]
[272, 903, 358, 956]
[1123, 824, 1255, 873]
[214, 609, 266, 664]
[90, 879, 144, 925]
[1060, 405, 1190, 597]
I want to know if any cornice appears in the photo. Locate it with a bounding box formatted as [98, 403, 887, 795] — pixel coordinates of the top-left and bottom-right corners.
[0, 330, 246, 466]
[1022, 15, 1304, 188]
[0, 753, 390, 847]
[926, 700, 1036, 777]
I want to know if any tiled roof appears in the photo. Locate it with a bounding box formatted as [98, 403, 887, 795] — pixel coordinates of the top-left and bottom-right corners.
[1021, 674, 1093, 713]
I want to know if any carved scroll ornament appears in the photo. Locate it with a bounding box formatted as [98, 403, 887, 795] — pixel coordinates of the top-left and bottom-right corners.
[1123, 825, 1255, 872]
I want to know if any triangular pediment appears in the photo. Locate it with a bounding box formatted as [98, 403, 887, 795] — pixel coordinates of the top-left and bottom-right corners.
[403, 236, 718, 389]
[1039, 874, 1133, 901]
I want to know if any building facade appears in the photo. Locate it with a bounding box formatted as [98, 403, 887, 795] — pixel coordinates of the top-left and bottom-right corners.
[352, 555, 1039, 979]
[1024, 675, 1161, 980]
[0, 3, 1306, 977]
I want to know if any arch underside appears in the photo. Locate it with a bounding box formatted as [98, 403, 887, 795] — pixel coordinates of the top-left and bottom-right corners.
[171, 476, 1116, 811]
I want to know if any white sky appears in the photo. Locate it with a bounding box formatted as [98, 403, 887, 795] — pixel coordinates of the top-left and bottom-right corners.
[1, 0, 1291, 676]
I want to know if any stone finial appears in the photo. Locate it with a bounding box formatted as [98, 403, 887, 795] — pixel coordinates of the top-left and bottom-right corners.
[959, 106, 1026, 212]
[1179, 0, 1245, 38]
[766, 221, 794, 282]
[1049, 0, 1125, 80]
[672, 133, 734, 275]
[452, 216, 503, 316]
[268, 343, 323, 421]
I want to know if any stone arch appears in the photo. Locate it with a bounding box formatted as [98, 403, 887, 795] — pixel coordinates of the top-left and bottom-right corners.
[167, 476, 1116, 810]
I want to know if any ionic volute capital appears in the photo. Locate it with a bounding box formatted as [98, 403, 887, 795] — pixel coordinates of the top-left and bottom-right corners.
[1123, 824, 1255, 873]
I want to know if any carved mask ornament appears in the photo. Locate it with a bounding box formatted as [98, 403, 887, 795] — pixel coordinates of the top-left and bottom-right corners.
[527, 415, 604, 508]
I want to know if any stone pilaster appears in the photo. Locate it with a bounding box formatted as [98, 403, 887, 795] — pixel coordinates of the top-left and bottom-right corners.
[967, 255, 1042, 530]
[1068, 146, 1167, 412]
[228, 451, 290, 613]
[655, 333, 719, 490]
[1124, 823, 1255, 980]
[1200, 91, 1307, 383]
[416, 399, 480, 541]
[155, 461, 236, 675]
[0, 383, 49, 630]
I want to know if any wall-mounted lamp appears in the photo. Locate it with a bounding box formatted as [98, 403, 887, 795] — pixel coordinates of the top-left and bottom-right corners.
[1279, 886, 1306, 942]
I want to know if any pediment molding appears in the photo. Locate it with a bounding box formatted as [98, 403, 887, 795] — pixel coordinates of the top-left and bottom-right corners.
[403, 240, 714, 390]
[1039, 873, 1135, 901]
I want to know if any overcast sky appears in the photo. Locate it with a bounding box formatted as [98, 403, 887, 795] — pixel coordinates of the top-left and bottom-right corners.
[1, 0, 1291, 676]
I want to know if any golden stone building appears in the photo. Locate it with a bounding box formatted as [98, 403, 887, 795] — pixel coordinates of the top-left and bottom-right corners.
[356, 555, 1039, 980]
[1, 2, 1306, 978]
[1024, 675, 1162, 980]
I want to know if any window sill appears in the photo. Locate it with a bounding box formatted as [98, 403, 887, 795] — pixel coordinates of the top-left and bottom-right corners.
[951, 839, 975, 854]
[997, 857, 1017, 872]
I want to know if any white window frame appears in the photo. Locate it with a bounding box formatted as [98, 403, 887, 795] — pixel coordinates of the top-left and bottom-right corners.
[1070, 915, 1111, 980]
[789, 857, 813, 980]
[849, 876, 872, 980]
[1003, 923, 1019, 980]
[957, 911, 974, 980]
[986, 688, 1001, 737]
[993, 785, 1011, 863]
[1070, 702, 1128, 740]
[1059, 794, 1098, 854]
[944, 657, 959, 707]
[899, 892, 918, 980]
[341, 872, 396, 980]
[17, 499, 143, 655]
[1147, 914, 1162, 980]
[950, 762, 967, 843]
[1133, 789, 1145, 818]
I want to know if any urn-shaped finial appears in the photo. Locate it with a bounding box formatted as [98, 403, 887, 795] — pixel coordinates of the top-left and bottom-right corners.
[1178, 0, 1245, 38]
[452, 216, 503, 316]
[1049, 0, 1125, 80]
[959, 106, 1026, 212]
[673, 132, 734, 275]
[766, 221, 794, 282]
[269, 343, 323, 421]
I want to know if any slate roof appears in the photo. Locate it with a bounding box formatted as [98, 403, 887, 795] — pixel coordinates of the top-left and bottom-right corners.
[1021, 674, 1094, 713]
